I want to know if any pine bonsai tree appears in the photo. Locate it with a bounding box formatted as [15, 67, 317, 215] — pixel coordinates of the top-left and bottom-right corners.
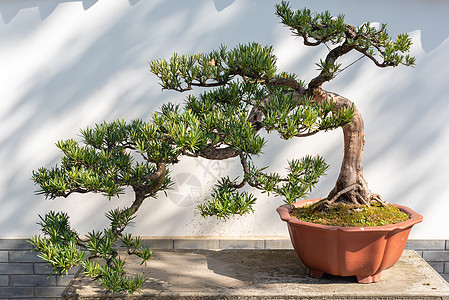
[31, 1, 414, 294]
[150, 1, 414, 211]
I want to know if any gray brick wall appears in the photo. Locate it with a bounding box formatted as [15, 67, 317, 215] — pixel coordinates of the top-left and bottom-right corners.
[0, 239, 80, 299]
[405, 239, 449, 283]
[0, 238, 448, 299]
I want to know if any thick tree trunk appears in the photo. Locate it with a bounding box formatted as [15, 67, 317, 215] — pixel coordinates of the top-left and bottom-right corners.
[312, 89, 380, 206]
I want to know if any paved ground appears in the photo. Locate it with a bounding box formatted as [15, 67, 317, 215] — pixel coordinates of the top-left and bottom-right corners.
[63, 250, 449, 299]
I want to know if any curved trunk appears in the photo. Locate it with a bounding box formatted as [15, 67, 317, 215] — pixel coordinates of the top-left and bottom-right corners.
[131, 162, 167, 214]
[312, 89, 380, 206]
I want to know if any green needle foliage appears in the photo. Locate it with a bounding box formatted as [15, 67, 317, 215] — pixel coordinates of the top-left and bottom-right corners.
[150, 43, 277, 92]
[275, 1, 415, 68]
[31, 2, 414, 294]
[31, 119, 175, 294]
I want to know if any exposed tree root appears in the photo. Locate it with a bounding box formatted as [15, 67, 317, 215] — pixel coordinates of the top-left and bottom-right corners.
[328, 184, 361, 204]
[326, 175, 387, 209]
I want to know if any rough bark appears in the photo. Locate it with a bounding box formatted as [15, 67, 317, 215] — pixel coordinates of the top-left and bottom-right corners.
[200, 147, 239, 160]
[310, 88, 382, 206]
[131, 162, 167, 215]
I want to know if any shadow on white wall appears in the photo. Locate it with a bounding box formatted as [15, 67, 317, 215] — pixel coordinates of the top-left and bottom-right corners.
[0, 0, 102, 23]
[1, 0, 449, 239]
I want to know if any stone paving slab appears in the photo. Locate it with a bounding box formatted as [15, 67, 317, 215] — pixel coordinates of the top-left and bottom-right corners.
[63, 250, 449, 299]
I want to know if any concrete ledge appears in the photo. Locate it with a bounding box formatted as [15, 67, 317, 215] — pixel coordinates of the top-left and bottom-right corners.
[63, 250, 449, 299]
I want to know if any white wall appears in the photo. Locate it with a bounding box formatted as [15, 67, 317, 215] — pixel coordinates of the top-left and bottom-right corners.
[1, 0, 448, 239]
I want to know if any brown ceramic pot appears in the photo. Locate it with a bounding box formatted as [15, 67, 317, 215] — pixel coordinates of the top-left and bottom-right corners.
[277, 198, 423, 283]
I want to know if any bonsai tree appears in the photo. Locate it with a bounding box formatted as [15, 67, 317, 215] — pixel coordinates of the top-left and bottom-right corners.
[151, 1, 414, 211]
[31, 1, 414, 294]
[151, 2, 414, 210]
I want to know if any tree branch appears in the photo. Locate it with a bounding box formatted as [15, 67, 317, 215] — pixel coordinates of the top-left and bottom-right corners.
[307, 42, 353, 91]
[131, 162, 167, 215]
[295, 130, 320, 138]
[354, 47, 394, 68]
[303, 38, 322, 47]
[191, 81, 230, 88]
[231, 153, 249, 189]
[199, 146, 239, 160]
[142, 162, 167, 182]
[264, 77, 306, 93]
[55, 188, 89, 199]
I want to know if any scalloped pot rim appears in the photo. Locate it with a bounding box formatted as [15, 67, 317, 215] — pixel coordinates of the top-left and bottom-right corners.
[276, 198, 423, 232]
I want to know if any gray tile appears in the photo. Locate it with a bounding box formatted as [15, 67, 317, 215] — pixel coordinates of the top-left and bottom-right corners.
[441, 273, 449, 283]
[9, 250, 44, 263]
[14, 298, 59, 300]
[219, 239, 264, 249]
[0, 263, 33, 274]
[0, 287, 34, 298]
[264, 239, 293, 249]
[174, 239, 219, 249]
[0, 239, 33, 250]
[444, 262, 449, 274]
[141, 239, 174, 249]
[427, 261, 444, 273]
[423, 251, 449, 262]
[405, 239, 445, 250]
[56, 274, 75, 286]
[34, 262, 54, 275]
[34, 286, 67, 297]
[10, 274, 56, 286]
[0, 251, 8, 262]
[34, 263, 81, 275]
[0, 274, 9, 286]
[68, 265, 82, 275]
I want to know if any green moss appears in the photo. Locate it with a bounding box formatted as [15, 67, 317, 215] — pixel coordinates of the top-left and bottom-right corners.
[291, 201, 410, 227]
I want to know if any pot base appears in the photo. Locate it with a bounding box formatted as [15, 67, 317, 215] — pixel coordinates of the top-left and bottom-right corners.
[356, 273, 381, 284]
[307, 268, 324, 279]
[307, 268, 381, 283]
